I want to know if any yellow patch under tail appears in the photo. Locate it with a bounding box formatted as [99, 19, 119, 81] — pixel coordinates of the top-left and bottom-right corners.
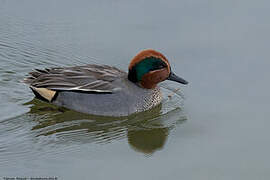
[31, 87, 56, 102]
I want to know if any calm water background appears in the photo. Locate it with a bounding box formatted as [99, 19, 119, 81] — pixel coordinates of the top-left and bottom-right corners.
[1, 0, 270, 179]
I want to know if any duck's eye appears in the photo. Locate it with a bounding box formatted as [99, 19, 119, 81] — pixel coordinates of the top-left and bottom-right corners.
[157, 62, 167, 69]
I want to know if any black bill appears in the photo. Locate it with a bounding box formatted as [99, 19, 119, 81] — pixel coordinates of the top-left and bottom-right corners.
[167, 72, 188, 85]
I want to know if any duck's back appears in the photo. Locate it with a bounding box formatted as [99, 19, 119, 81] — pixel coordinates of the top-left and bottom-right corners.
[25, 64, 162, 116]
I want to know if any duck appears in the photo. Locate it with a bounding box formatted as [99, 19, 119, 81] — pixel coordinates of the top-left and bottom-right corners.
[24, 49, 188, 117]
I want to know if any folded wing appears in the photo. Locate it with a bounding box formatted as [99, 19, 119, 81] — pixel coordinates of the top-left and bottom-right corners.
[24, 64, 126, 94]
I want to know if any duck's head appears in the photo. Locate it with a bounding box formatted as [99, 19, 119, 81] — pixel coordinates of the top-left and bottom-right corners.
[128, 49, 188, 89]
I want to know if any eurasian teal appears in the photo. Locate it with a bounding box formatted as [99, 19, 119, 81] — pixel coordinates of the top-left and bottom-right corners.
[24, 49, 188, 116]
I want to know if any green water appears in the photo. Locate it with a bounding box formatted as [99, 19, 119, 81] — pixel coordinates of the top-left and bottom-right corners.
[1, 0, 270, 179]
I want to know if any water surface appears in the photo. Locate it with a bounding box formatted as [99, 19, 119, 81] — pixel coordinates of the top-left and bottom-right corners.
[1, 0, 270, 179]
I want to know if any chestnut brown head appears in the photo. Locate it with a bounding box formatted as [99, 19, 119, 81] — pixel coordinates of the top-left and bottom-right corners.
[128, 49, 188, 89]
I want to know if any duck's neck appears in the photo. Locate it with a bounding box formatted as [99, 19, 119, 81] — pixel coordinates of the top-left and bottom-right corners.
[128, 66, 138, 83]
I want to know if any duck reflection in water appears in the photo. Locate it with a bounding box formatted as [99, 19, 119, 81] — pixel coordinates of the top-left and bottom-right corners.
[25, 98, 186, 155]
